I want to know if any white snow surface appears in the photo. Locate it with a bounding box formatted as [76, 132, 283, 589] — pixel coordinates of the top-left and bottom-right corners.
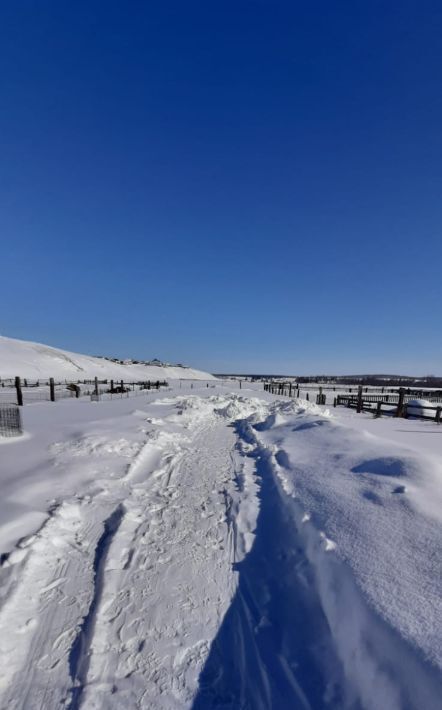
[0, 382, 441, 709]
[0, 335, 215, 381]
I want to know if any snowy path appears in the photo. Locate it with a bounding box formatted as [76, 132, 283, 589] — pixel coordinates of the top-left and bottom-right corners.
[80, 410, 243, 708]
[0, 395, 263, 709]
[0, 390, 441, 709]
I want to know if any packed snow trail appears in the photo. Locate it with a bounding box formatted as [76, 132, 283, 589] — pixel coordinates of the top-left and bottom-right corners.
[80, 402, 249, 708]
[0, 395, 267, 709]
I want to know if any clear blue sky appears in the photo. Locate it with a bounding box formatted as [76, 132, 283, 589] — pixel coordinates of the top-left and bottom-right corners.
[1, 1, 441, 374]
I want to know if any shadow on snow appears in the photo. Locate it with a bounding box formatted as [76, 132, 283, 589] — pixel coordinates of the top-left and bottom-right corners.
[191, 420, 352, 710]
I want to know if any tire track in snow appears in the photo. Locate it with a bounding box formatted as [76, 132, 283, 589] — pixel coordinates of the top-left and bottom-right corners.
[0, 496, 120, 709]
[0, 416, 171, 708]
[68, 504, 125, 709]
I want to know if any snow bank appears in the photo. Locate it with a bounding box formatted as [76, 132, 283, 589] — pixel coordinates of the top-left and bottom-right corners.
[249, 399, 442, 708]
[406, 398, 438, 417]
[0, 335, 215, 381]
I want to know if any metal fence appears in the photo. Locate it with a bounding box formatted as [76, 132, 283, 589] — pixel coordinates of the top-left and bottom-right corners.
[0, 377, 170, 406]
[0, 403, 22, 437]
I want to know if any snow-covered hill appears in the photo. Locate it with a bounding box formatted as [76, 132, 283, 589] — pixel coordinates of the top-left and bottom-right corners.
[0, 336, 214, 381]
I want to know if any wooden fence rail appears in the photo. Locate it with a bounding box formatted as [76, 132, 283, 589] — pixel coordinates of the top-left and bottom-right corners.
[264, 382, 442, 423]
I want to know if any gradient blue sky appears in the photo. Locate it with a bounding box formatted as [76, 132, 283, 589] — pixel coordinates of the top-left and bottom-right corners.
[1, 1, 441, 374]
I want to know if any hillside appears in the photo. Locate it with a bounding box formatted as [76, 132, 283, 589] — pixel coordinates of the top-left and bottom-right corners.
[0, 336, 214, 381]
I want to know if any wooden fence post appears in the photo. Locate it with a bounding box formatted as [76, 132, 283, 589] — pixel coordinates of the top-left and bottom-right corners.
[49, 377, 55, 402]
[94, 377, 99, 396]
[375, 402, 382, 418]
[396, 388, 405, 418]
[357, 385, 363, 413]
[15, 376, 23, 406]
[436, 407, 441, 424]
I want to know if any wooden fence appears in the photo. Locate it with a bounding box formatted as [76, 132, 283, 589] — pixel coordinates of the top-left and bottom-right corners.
[264, 382, 442, 423]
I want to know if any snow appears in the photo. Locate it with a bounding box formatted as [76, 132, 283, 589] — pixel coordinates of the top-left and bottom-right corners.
[0, 382, 441, 708]
[0, 335, 215, 381]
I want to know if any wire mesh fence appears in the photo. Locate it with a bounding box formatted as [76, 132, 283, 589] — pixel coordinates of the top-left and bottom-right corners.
[0, 379, 172, 406]
[0, 403, 23, 437]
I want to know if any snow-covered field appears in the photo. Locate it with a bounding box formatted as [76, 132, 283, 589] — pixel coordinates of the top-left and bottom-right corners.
[0, 382, 441, 709]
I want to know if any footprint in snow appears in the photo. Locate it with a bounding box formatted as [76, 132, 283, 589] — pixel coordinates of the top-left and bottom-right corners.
[392, 485, 407, 494]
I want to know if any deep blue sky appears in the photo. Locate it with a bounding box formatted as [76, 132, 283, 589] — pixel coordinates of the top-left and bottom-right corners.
[1, 2, 441, 374]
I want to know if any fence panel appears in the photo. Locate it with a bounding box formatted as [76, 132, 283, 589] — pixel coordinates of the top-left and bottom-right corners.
[0, 403, 23, 437]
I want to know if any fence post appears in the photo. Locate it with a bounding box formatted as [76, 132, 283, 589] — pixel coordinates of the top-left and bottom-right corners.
[357, 385, 363, 413]
[333, 396, 337, 407]
[375, 402, 382, 418]
[15, 376, 23, 407]
[289, 383, 292, 397]
[49, 377, 55, 402]
[94, 377, 99, 396]
[436, 407, 441, 424]
[396, 388, 405, 418]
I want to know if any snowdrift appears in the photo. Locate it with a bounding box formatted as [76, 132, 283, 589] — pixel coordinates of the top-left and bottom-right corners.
[0, 335, 215, 381]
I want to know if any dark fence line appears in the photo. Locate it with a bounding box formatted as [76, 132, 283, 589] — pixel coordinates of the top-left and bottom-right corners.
[264, 381, 442, 397]
[264, 382, 442, 423]
[337, 394, 442, 423]
[0, 376, 169, 406]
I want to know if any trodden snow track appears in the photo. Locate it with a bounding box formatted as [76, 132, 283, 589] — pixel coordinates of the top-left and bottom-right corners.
[0, 393, 440, 709]
[0, 395, 269, 709]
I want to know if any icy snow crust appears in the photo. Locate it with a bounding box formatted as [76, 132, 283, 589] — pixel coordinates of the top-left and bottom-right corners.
[0, 335, 214, 380]
[0, 384, 441, 709]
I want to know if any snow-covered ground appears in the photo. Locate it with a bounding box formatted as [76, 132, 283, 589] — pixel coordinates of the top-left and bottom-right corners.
[0, 336, 214, 381]
[0, 382, 441, 709]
